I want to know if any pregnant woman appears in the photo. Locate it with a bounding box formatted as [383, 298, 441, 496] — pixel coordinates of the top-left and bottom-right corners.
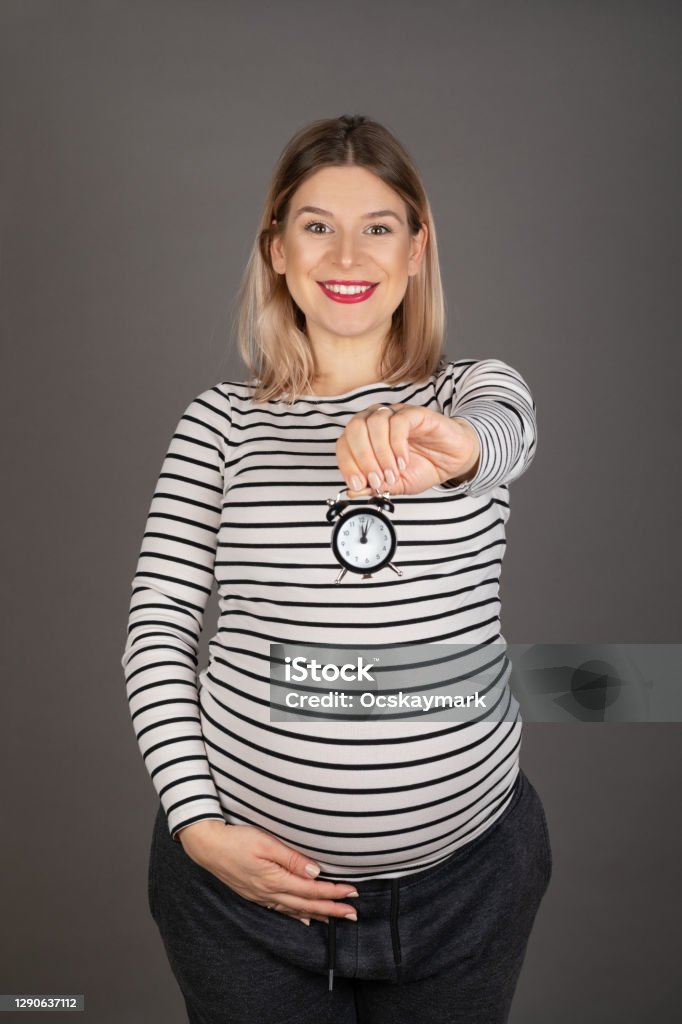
[121, 113, 552, 1024]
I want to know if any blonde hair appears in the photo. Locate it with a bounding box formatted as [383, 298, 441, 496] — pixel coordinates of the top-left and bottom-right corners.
[234, 114, 448, 404]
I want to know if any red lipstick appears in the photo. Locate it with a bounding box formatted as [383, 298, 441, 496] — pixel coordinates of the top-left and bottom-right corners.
[317, 281, 379, 304]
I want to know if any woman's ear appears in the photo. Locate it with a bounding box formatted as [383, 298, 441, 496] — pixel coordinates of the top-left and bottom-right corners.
[270, 223, 285, 274]
[408, 222, 428, 277]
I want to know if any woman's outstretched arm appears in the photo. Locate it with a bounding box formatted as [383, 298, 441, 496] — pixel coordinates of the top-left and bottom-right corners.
[433, 357, 538, 496]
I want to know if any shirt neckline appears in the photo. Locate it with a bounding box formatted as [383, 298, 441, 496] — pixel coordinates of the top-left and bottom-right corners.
[296, 379, 415, 402]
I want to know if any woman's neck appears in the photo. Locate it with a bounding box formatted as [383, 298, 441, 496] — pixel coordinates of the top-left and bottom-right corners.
[305, 327, 386, 397]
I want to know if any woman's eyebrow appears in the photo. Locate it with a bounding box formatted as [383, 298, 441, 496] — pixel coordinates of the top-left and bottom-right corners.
[294, 205, 403, 223]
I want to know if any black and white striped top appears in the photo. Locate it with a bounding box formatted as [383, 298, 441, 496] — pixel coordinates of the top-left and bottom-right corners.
[121, 357, 537, 880]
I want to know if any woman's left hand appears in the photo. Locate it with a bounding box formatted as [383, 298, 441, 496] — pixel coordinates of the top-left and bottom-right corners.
[336, 404, 481, 497]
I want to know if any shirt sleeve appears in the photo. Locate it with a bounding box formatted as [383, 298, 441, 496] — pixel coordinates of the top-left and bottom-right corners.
[431, 358, 538, 497]
[120, 385, 231, 842]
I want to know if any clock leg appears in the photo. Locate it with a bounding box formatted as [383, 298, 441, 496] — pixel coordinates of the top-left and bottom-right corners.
[387, 563, 403, 578]
[334, 567, 348, 584]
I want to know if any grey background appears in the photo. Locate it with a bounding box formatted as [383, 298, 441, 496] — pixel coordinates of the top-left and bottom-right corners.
[1, 1, 680, 1021]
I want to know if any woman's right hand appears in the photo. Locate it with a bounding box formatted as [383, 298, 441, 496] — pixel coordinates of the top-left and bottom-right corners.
[177, 820, 359, 926]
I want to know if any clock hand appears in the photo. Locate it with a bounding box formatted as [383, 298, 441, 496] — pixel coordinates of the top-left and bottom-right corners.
[361, 519, 376, 545]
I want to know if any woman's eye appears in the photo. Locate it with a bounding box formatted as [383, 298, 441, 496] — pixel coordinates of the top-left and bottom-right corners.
[303, 221, 392, 235]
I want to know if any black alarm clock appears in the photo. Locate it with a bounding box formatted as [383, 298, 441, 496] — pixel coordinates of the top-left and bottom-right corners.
[325, 488, 403, 584]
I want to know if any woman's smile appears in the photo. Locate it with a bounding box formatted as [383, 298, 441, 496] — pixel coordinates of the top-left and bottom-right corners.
[317, 281, 379, 303]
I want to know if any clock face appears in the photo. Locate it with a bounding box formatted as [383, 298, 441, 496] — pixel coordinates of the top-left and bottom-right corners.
[331, 508, 397, 574]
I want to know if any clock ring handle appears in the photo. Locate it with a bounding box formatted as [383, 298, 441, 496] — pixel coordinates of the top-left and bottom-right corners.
[325, 486, 395, 522]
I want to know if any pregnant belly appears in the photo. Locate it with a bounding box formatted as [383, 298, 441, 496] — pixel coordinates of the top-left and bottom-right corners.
[199, 684, 521, 880]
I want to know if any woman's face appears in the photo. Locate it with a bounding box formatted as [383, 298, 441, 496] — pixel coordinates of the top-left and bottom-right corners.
[270, 165, 427, 351]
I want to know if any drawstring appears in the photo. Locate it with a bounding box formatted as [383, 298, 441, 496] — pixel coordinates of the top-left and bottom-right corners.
[389, 876, 403, 985]
[326, 877, 403, 991]
[327, 916, 336, 991]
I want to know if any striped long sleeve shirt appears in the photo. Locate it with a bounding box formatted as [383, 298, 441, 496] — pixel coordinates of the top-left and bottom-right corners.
[121, 357, 537, 880]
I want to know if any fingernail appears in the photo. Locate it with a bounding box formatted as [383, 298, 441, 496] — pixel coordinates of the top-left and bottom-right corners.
[346, 891, 360, 898]
[384, 469, 395, 485]
[344, 912, 358, 921]
[368, 471, 382, 489]
[349, 475, 362, 491]
[300, 917, 311, 926]
[398, 457, 406, 472]
[305, 864, 320, 878]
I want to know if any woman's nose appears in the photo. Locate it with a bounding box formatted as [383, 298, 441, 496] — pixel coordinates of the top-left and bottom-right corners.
[332, 231, 366, 266]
